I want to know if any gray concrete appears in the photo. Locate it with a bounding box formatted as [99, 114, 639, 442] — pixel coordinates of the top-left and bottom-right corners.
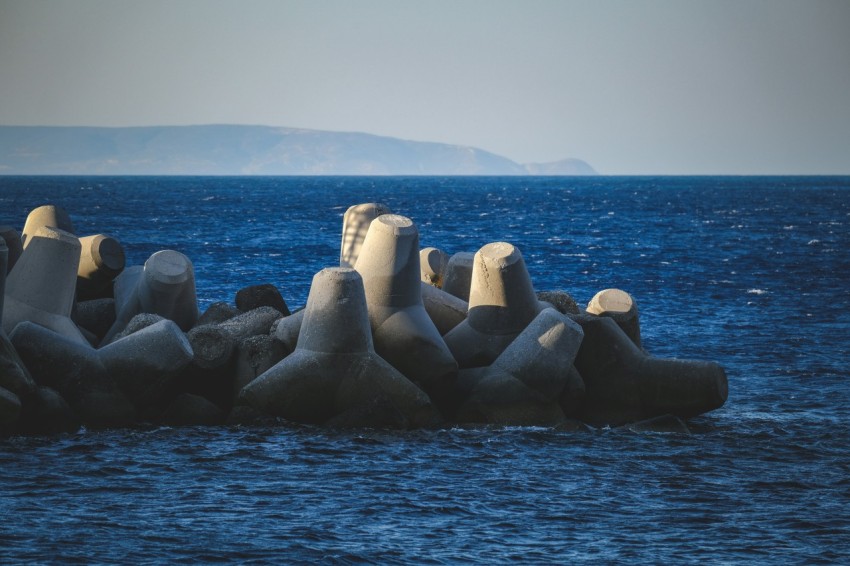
[238, 267, 441, 428]
[0, 330, 36, 399]
[420, 247, 449, 287]
[10, 321, 136, 426]
[110, 313, 165, 342]
[452, 308, 584, 426]
[0, 226, 22, 273]
[339, 202, 391, 268]
[353, 214, 458, 401]
[586, 288, 643, 349]
[271, 309, 304, 353]
[112, 265, 143, 315]
[72, 298, 116, 343]
[20, 204, 75, 249]
[77, 234, 126, 301]
[572, 314, 728, 426]
[0, 238, 6, 318]
[235, 283, 290, 315]
[102, 250, 199, 344]
[537, 290, 580, 315]
[217, 306, 283, 341]
[232, 334, 289, 398]
[441, 251, 474, 301]
[444, 242, 546, 368]
[3, 226, 88, 345]
[98, 318, 194, 411]
[420, 281, 468, 335]
[196, 301, 240, 326]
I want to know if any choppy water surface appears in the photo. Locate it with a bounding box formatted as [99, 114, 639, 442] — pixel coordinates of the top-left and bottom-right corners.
[1, 175, 849, 563]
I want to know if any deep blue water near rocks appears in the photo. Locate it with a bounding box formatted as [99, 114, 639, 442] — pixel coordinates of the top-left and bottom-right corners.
[1, 175, 849, 563]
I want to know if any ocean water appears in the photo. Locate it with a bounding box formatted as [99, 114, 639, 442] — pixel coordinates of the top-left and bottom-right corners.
[1, 175, 848, 563]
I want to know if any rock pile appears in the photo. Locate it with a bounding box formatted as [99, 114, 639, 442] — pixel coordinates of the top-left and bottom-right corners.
[0, 202, 728, 434]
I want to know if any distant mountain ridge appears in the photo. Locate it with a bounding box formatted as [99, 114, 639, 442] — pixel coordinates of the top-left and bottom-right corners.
[0, 125, 596, 176]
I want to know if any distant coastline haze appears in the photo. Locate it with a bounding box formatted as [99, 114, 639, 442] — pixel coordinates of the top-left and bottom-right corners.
[0, 0, 848, 175]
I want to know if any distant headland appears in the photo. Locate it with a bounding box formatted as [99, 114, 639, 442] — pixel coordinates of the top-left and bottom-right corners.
[0, 125, 596, 176]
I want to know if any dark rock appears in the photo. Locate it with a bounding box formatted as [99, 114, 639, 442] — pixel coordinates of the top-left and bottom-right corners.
[17, 386, 81, 435]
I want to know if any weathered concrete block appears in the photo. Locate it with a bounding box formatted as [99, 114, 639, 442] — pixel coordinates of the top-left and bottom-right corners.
[72, 298, 116, 343]
[3, 226, 88, 345]
[76, 234, 125, 301]
[111, 313, 165, 342]
[102, 250, 200, 344]
[420, 282, 468, 335]
[339, 202, 391, 268]
[452, 309, 585, 426]
[217, 306, 283, 341]
[537, 290, 580, 315]
[239, 267, 441, 428]
[441, 251, 474, 302]
[420, 247, 449, 287]
[271, 309, 304, 353]
[21, 204, 75, 249]
[0, 330, 36, 399]
[235, 283, 290, 316]
[98, 319, 194, 411]
[354, 214, 458, 401]
[0, 226, 22, 273]
[572, 314, 728, 426]
[196, 301, 241, 326]
[232, 334, 289, 398]
[10, 321, 136, 427]
[181, 324, 237, 411]
[444, 242, 546, 368]
[586, 288, 642, 349]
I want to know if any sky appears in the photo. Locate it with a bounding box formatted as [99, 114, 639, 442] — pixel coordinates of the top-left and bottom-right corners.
[0, 0, 848, 175]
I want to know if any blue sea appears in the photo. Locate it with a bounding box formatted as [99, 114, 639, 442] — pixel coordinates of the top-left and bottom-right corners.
[1, 175, 849, 563]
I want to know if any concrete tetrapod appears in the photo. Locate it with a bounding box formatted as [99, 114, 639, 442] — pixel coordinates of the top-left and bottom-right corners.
[572, 314, 728, 426]
[441, 251, 474, 302]
[586, 288, 642, 349]
[444, 242, 547, 368]
[339, 202, 392, 268]
[20, 204, 75, 249]
[420, 282, 468, 336]
[454, 308, 585, 426]
[77, 234, 126, 301]
[98, 318, 194, 414]
[2, 226, 88, 345]
[10, 321, 136, 426]
[102, 250, 200, 344]
[353, 214, 458, 403]
[238, 267, 440, 428]
[0, 226, 22, 273]
[420, 247, 449, 287]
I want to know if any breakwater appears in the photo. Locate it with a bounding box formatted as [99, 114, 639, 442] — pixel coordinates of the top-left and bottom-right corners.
[1, 199, 726, 434]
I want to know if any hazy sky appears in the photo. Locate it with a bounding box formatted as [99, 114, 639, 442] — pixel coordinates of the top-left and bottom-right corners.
[1, 0, 848, 174]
